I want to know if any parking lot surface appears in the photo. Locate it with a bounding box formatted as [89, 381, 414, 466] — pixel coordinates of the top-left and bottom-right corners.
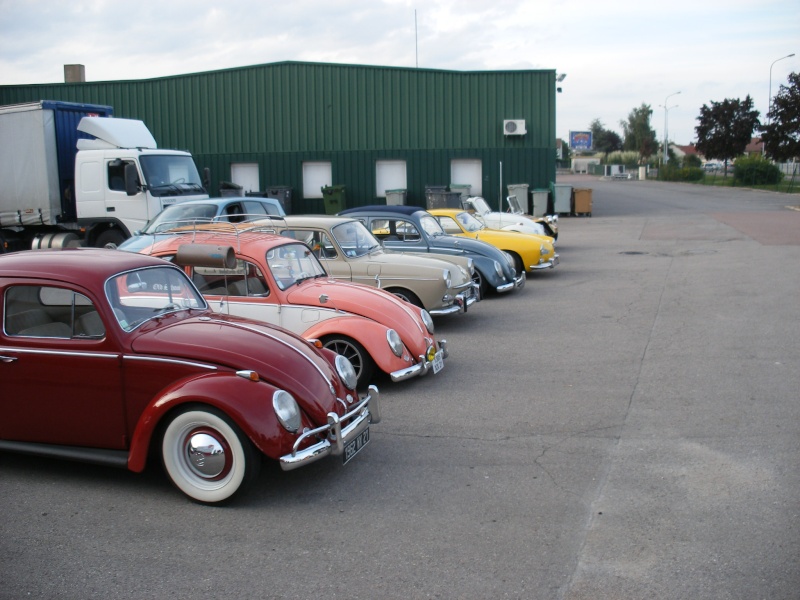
[1, 176, 798, 599]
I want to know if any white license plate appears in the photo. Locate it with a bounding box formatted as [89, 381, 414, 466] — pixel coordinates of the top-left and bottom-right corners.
[432, 349, 444, 374]
[342, 427, 370, 465]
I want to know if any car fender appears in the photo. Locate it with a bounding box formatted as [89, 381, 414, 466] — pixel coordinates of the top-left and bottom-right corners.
[302, 316, 415, 375]
[127, 371, 302, 471]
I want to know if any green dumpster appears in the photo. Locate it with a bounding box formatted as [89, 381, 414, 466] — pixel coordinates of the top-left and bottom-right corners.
[322, 185, 346, 215]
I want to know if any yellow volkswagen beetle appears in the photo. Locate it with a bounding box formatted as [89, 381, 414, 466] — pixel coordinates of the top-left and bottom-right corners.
[429, 208, 559, 274]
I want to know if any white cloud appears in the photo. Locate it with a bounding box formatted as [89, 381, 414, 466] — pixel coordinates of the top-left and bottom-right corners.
[0, 0, 797, 144]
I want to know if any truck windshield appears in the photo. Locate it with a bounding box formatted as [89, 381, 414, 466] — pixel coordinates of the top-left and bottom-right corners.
[140, 155, 204, 197]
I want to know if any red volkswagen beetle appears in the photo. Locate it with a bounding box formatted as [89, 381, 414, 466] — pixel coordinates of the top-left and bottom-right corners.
[0, 248, 379, 504]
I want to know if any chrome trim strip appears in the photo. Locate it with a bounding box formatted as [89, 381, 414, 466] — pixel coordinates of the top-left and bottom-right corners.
[123, 355, 217, 370]
[0, 346, 116, 360]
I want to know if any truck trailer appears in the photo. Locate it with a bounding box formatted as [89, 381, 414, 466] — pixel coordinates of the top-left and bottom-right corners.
[0, 100, 208, 252]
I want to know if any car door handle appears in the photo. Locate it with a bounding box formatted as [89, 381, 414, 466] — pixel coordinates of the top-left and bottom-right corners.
[1, 355, 18, 363]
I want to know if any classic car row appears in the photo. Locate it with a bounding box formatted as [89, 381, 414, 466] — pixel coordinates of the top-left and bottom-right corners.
[0, 196, 561, 505]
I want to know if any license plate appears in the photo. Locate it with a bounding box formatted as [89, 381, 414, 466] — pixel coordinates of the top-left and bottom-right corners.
[342, 427, 370, 465]
[432, 349, 444, 374]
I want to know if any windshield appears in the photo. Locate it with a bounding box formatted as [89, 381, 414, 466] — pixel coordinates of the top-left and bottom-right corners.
[143, 203, 218, 233]
[456, 211, 485, 233]
[465, 196, 491, 215]
[419, 214, 447, 237]
[140, 155, 204, 197]
[331, 221, 381, 257]
[106, 265, 206, 331]
[266, 243, 327, 290]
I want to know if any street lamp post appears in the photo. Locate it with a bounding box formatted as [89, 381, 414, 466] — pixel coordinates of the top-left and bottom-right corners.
[662, 91, 680, 165]
[768, 53, 795, 125]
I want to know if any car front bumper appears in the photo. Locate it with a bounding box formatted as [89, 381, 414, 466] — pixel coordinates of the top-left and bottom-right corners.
[529, 253, 560, 270]
[280, 385, 381, 471]
[496, 271, 526, 293]
[429, 285, 480, 316]
[389, 339, 448, 382]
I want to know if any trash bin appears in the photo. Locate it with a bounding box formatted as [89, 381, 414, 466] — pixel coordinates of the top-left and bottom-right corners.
[249, 186, 293, 214]
[531, 188, 549, 217]
[385, 189, 407, 206]
[219, 181, 244, 197]
[572, 188, 592, 216]
[449, 184, 471, 201]
[507, 183, 529, 214]
[322, 185, 346, 215]
[426, 190, 463, 209]
[550, 183, 572, 214]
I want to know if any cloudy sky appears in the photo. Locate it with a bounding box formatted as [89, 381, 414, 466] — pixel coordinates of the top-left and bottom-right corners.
[1, 0, 797, 146]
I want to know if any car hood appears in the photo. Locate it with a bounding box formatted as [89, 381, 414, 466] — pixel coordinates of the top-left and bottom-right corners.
[428, 233, 508, 261]
[130, 314, 340, 421]
[286, 278, 429, 351]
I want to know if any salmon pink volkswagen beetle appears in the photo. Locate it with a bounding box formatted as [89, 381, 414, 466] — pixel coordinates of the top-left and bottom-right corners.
[0, 248, 379, 504]
[131, 227, 448, 388]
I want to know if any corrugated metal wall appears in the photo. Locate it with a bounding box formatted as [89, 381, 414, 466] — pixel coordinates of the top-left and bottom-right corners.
[0, 61, 556, 210]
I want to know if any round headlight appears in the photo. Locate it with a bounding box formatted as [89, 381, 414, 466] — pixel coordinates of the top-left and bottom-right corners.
[493, 260, 503, 277]
[540, 243, 549, 256]
[442, 269, 452, 288]
[386, 329, 404, 357]
[273, 390, 301, 433]
[467, 258, 475, 275]
[335, 354, 358, 390]
[420, 309, 434, 334]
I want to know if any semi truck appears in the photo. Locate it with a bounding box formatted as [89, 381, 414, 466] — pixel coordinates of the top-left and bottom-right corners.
[0, 100, 209, 252]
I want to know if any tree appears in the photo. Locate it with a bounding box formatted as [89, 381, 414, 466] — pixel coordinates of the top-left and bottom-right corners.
[695, 95, 760, 173]
[589, 118, 623, 159]
[761, 72, 800, 161]
[620, 104, 658, 164]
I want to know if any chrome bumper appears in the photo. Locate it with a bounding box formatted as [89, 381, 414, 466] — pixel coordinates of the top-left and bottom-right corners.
[496, 271, 526, 293]
[429, 285, 480, 316]
[530, 253, 560, 270]
[280, 385, 381, 471]
[390, 339, 448, 382]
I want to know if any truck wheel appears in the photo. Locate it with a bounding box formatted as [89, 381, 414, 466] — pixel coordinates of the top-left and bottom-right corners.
[96, 229, 126, 249]
[161, 406, 260, 504]
[321, 335, 376, 388]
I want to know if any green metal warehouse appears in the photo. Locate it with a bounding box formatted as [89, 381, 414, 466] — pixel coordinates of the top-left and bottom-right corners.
[0, 61, 557, 214]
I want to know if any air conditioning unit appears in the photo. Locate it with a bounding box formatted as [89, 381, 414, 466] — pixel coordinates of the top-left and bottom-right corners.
[503, 119, 526, 136]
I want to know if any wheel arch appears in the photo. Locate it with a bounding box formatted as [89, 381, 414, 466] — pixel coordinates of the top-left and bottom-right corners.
[127, 372, 288, 472]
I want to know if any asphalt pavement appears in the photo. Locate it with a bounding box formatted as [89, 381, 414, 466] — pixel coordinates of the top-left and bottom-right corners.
[1, 175, 798, 599]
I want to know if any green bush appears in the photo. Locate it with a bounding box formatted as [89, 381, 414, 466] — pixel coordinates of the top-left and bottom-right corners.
[683, 154, 702, 168]
[660, 165, 705, 182]
[732, 155, 783, 185]
[603, 151, 640, 168]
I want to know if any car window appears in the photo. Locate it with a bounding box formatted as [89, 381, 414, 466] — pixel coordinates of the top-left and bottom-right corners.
[144, 204, 217, 233]
[106, 265, 205, 331]
[436, 215, 462, 235]
[455, 211, 484, 232]
[419, 215, 446, 237]
[266, 243, 327, 290]
[4, 285, 104, 338]
[331, 221, 381, 257]
[367, 218, 421, 243]
[192, 260, 271, 297]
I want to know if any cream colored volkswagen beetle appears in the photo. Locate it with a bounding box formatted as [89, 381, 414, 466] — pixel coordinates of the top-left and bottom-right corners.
[249, 215, 480, 315]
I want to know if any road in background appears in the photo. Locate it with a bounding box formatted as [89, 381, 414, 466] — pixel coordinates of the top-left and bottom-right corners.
[1, 176, 798, 599]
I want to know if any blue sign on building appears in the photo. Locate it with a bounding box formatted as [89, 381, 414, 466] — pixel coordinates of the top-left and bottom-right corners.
[570, 131, 593, 150]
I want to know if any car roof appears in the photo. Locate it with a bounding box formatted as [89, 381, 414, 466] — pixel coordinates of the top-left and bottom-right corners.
[278, 215, 359, 227]
[144, 229, 297, 256]
[339, 205, 427, 217]
[167, 197, 282, 208]
[0, 248, 174, 283]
